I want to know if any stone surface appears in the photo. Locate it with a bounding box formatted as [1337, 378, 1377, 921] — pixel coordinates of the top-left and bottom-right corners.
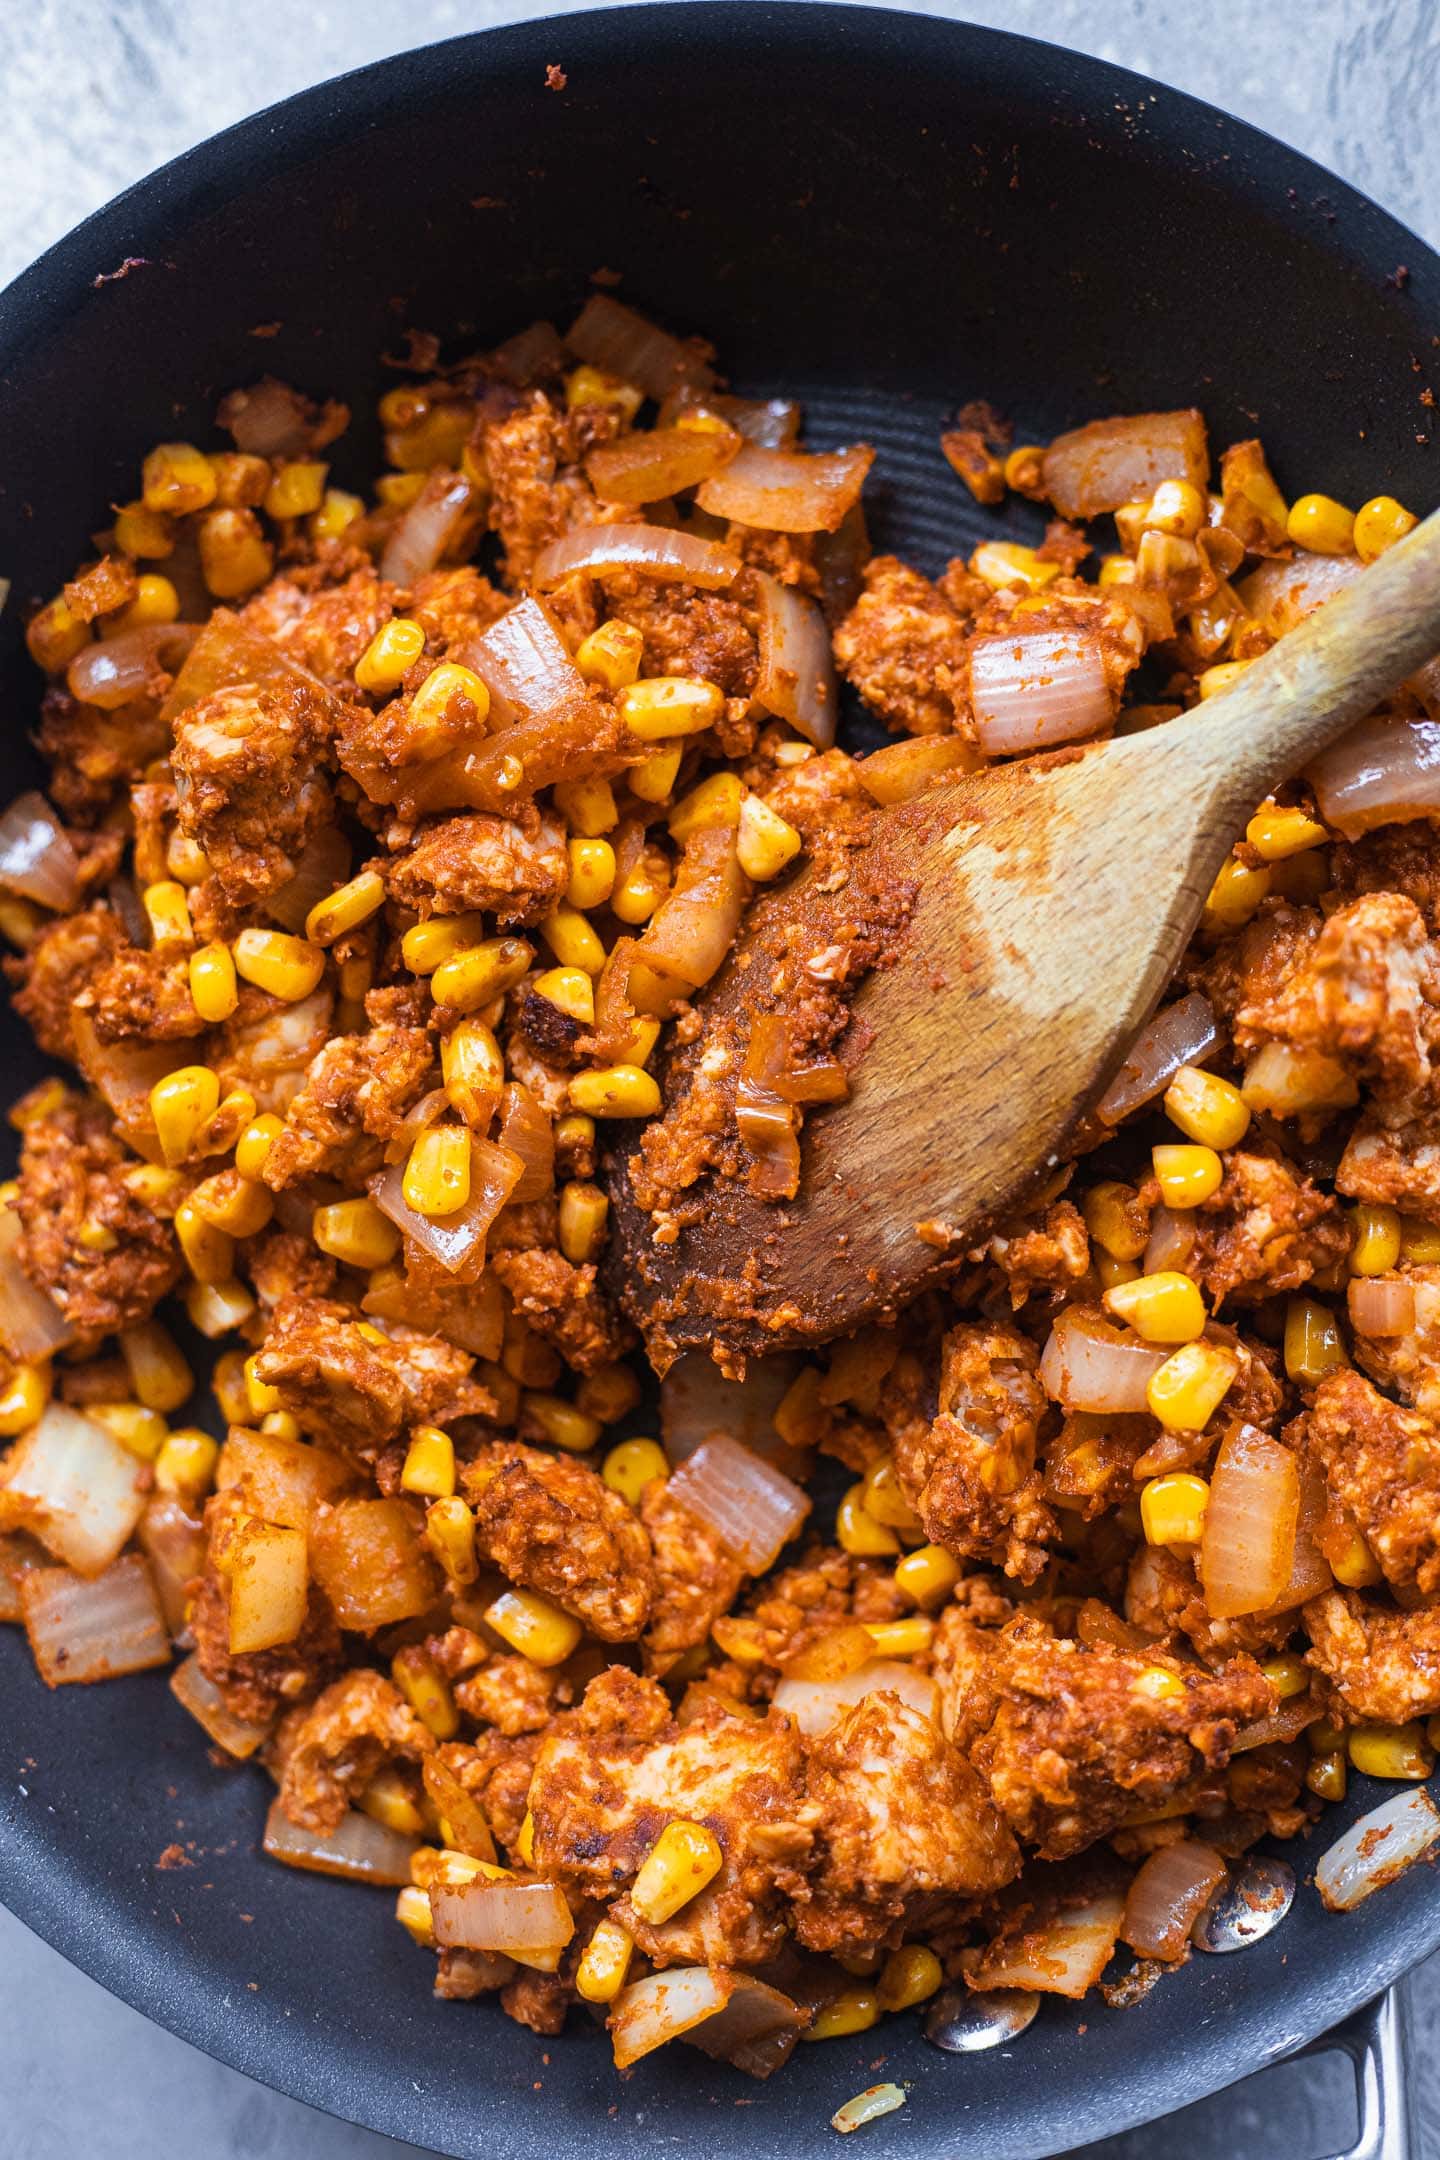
[2, 1, 1440, 2156]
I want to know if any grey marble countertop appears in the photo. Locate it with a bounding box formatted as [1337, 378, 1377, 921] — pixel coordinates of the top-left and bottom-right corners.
[4, 2, 1440, 2155]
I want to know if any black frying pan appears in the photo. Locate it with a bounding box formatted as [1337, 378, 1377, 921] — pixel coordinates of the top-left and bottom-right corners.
[1, 9, 1438, 2155]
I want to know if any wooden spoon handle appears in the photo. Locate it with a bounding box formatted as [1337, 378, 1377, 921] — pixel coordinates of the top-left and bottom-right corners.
[1176, 505, 1440, 814]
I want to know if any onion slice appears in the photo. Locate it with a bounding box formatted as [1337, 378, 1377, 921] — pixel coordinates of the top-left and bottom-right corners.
[532, 521, 743, 592]
[1200, 1423, 1299, 1619]
[970, 630, 1113, 757]
[752, 572, 837, 749]
[466, 593, 587, 726]
[0, 1530, 48, 1622]
[137, 1494, 207, 1635]
[1308, 711, 1440, 839]
[773, 1661, 938, 1736]
[566, 294, 717, 401]
[0, 1204, 73, 1362]
[371, 1134, 524, 1283]
[1316, 1787, 1440, 1911]
[170, 1650, 274, 1757]
[1238, 551, 1362, 640]
[380, 471, 476, 587]
[497, 1083, 554, 1203]
[857, 736, 980, 804]
[263, 1795, 419, 1885]
[67, 622, 198, 711]
[1121, 1840, 1227, 1960]
[970, 1889, 1126, 1997]
[266, 823, 351, 932]
[660, 1350, 802, 1466]
[20, 1553, 170, 1686]
[1039, 1306, 1169, 1414]
[610, 1966, 737, 2069]
[0, 1405, 148, 1577]
[586, 424, 741, 505]
[632, 825, 747, 1009]
[1143, 1205, 1198, 1278]
[1348, 1276, 1417, 1337]
[666, 1431, 810, 1573]
[0, 792, 81, 911]
[430, 1879, 573, 1970]
[1096, 994, 1220, 1124]
[682, 1976, 807, 2079]
[695, 442, 873, 534]
[1041, 409, 1208, 521]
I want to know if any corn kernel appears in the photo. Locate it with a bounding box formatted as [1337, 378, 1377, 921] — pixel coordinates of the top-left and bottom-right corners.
[1350, 1203, 1403, 1277]
[234, 1113, 285, 1181]
[187, 941, 238, 1025]
[403, 1125, 472, 1218]
[971, 540, 1060, 591]
[1140, 1471, 1210, 1547]
[485, 1587, 581, 1666]
[116, 573, 181, 632]
[376, 470, 427, 509]
[410, 662, 491, 741]
[232, 927, 325, 1003]
[1354, 494, 1418, 563]
[175, 1199, 236, 1284]
[430, 935, 534, 1013]
[568, 1065, 662, 1119]
[1134, 1665, 1187, 1702]
[864, 1617, 934, 1659]
[626, 745, 684, 803]
[894, 1543, 962, 1607]
[1146, 1340, 1239, 1431]
[1147, 478, 1207, 538]
[355, 617, 426, 697]
[524, 1393, 603, 1453]
[562, 836, 617, 912]
[1307, 1750, 1348, 1802]
[189, 1171, 272, 1239]
[566, 364, 643, 417]
[198, 507, 273, 598]
[1246, 801, 1328, 861]
[540, 903, 606, 975]
[575, 1918, 634, 2003]
[1098, 554, 1137, 589]
[312, 488, 364, 542]
[877, 1945, 943, 2012]
[401, 913, 487, 975]
[113, 499, 173, 558]
[1332, 1532, 1383, 1589]
[0, 896, 44, 947]
[150, 1065, 221, 1166]
[617, 1014, 662, 1068]
[75, 1218, 118, 1253]
[629, 1819, 724, 1924]
[260, 1409, 302, 1443]
[402, 1424, 456, 1499]
[0, 1362, 49, 1436]
[1401, 1215, 1440, 1264]
[1152, 1143, 1223, 1210]
[25, 594, 90, 672]
[425, 1495, 478, 1584]
[1284, 1296, 1347, 1384]
[362, 1769, 429, 1839]
[837, 1483, 901, 1557]
[196, 1088, 256, 1160]
[602, 1437, 668, 1506]
[263, 459, 327, 521]
[861, 1456, 922, 1533]
[441, 1016, 506, 1125]
[154, 1427, 219, 1502]
[1103, 1269, 1207, 1344]
[1082, 1181, 1147, 1261]
[1004, 444, 1045, 494]
[243, 1352, 282, 1420]
[558, 1179, 609, 1264]
[802, 1990, 881, 2042]
[669, 772, 744, 842]
[737, 793, 803, 882]
[1197, 659, 1254, 701]
[532, 965, 595, 1025]
[1347, 1721, 1434, 1780]
[620, 676, 724, 741]
[142, 442, 217, 515]
[186, 1279, 251, 1336]
[310, 1197, 401, 1273]
[391, 1646, 459, 1741]
[1287, 492, 1355, 555]
[1202, 856, 1271, 931]
[1164, 1065, 1251, 1150]
[88, 1400, 168, 1459]
[1261, 1655, 1310, 1701]
[306, 869, 385, 947]
[554, 776, 619, 835]
[575, 618, 645, 689]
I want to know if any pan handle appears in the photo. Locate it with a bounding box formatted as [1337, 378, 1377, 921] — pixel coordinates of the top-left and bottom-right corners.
[1296, 1988, 1414, 2160]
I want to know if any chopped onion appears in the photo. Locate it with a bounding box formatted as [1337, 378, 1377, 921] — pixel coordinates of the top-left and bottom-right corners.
[136, 1494, 207, 1635]
[1238, 551, 1362, 640]
[219, 377, 316, 458]
[380, 471, 476, 587]
[586, 424, 741, 505]
[1039, 1306, 1168, 1413]
[1042, 409, 1208, 521]
[970, 630, 1113, 757]
[721, 396, 801, 449]
[1308, 711, 1440, 839]
[632, 825, 747, 1008]
[532, 521, 743, 592]
[0, 1405, 147, 1576]
[1241, 1041, 1358, 1119]
[222, 987, 334, 1115]
[467, 593, 586, 726]
[106, 875, 148, 945]
[372, 1133, 523, 1283]
[972, 1889, 1126, 1997]
[567, 294, 717, 401]
[1233, 1692, 1321, 1752]
[0, 792, 81, 911]
[20, 1553, 169, 1687]
[1096, 994, 1220, 1124]
[1143, 1205, 1198, 1277]
[263, 1795, 419, 1885]
[1316, 1787, 1440, 1911]
[161, 611, 317, 727]
[0, 1530, 48, 1623]
[781, 1622, 878, 1683]
[1201, 1423, 1299, 1619]
[430, 1879, 574, 1970]
[695, 442, 873, 534]
[1269, 1465, 1334, 1612]
[0, 1204, 73, 1362]
[833, 2086, 907, 2134]
[422, 1755, 498, 1864]
[363, 1265, 505, 1361]
[266, 823, 352, 933]
[609, 1966, 736, 2069]
[170, 1650, 273, 1757]
[773, 1660, 938, 1736]
[1349, 1276, 1417, 1337]
[857, 735, 980, 804]
[487, 319, 564, 387]
[308, 1498, 438, 1632]
[1121, 1840, 1227, 1960]
[752, 572, 837, 748]
[815, 504, 870, 624]
[69, 1013, 180, 1160]
[661, 1350, 802, 1465]
[66, 622, 197, 710]
[684, 1976, 806, 2079]
[497, 1083, 554, 1202]
[667, 1431, 810, 1573]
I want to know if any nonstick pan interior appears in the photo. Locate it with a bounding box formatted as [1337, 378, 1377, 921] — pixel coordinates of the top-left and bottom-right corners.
[2, 9, 1440, 2157]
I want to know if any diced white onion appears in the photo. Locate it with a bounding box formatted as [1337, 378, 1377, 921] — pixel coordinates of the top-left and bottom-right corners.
[220, 377, 316, 458]
[666, 1431, 810, 1573]
[1121, 1840, 1227, 1960]
[660, 1351, 802, 1466]
[170, 1650, 274, 1757]
[1238, 551, 1362, 640]
[1348, 1276, 1417, 1337]
[753, 572, 837, 748]
[695, 442, 873, 534]
[972, 1890, 1126, 1997]
[1143, 1205, 1198, 1277]
[380, 472, 475, 587]
[0, 1204, 73, 1362]
[773, 1662, 938, 1736]
[466, 593, 587, 725]
[266, 824, 351, 933]
[0, 1405, 147, 1576]
[1200, 1423, 1299, 1619]
[609, 1966, 735, 2069]
[970, 630, 1113, 757]
[0, 791, 81, 911]
[531, 521, 743, 592]
[19, 1552, 170, 1686]
[1308, 711, 1440, 839]
[1316, 1787, 1440, 1911]
[1241, 1041, 1358, 1119]
[371, 1134, 523, 1283]
[430, 1878, 574, 1968]
[1039, 1306, 1168, 1413]
[586, 425, 741, 505]
[136, 1494, 207, 1634]
[66, 622, 197, 710]
[1096, 993, 1220, 1124]
[1042, 409, 1208, 521]
[857, 736, 979, 804]
[833, 2086, 907, 2134]
[566, 294, 716, 402]
[262, 1795, 418, 1885]
[0, 1530, 47, 1621]
[683, 1976, 806, 2079]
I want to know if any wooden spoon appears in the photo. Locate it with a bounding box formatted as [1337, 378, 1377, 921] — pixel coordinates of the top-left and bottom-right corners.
[611, 510, 1440, 1369]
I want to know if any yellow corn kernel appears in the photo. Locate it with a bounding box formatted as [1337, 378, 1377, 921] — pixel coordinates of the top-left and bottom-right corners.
[568, 1065, 662, 1119]
[142, 441, 217, 515]
[88, 1401, 168, 1459]
[525, 1393, 603, 1453]
[1081, 1181, 1145, 1261]
[668, 772, 744, 842]
[25, 593, 90, 673]
[629, 1819, 724, 1924]
[234, 1113, 285, 1182]
[1261, 1655, 1310, 1701]
[1401, 1214, 1440, 1264]
[554, 776, 619, 836]
[1163, 1065, 1251, 1150]
[602, 1437, 668, 1506]
[441, 1016, 506, 1126]
[0, 895, 43, 948]
[564, 836, 617, 911]
[556, 1110, 596, 1161]
[361, 1769, 429, 1840]
[565, 363, 643, 417]
[355, 617, 426, 696]
[540, 902, 606, 976]
[971, 540, 1060, 592]
[626, 745, 684, 804]
[532, 965, 595, 1026]
[232, 928, 326, 1002]
[737, 793, 803, 882]
[877, 1945, 943, 2013]
[1097, 554, 1137, 589]
[1146, 1340, 1239, 1431]
[184, 1279, 253, 1337]
[864, 1617, 934, 1659]
[1347, 1721, 1434, 1781]
[485, 1587, 581, 1667]
[1147, 478, 1207, 538]
[425, 1495, 478, 1584]
[174, 1199, 236, 1285]
[1284, 1296, 1347, 1384]
[1103, 1269, 1206, 1344]
[1287, 492, 1355, 555]
[837, 1483, 901, 1558]
[187, 941, 238, 1025]
[1140, 1471, 1210, 1547]
[410, 662, 491, 742]
[894, 1543, 962, 1608]
[403, 1125, 472, 1218]
[212, 1351, 251, 1427]
[198, 507, 273, 598]
[617, 1014, 662, 1069]
[154, 1427, 219, 1502]
[118, 1322, 193, 1413]
[150, 1066, 221, 1167]
[305, 869, 385, 947]
[121, 1163, 182, 1214]
[575, 1918, 634, 2003]
[263, 459, 327, 521]
[1307, 1750, 1348, 1802]
[1350, 1203, 1403, 1277]
[376, 470, 427, 509]
[620, 675, 724, 741]
[205, 450, 269, 508]
[860, 1456, 921, 1534]
[430, 936, 534, 1013]
[1134, 1665, 1187, 1702]
[1003, 444, 1045, 493]
[507, 1810, 536, 1870]
[113, 499, 174, 558]
[189, 1172, 273, 1239]
[1245, 801, 1328, 861]
[402, 913, 487, 975]
[243, 1352, 283, 1420]
[313, 1196, 402, 1270]
[116, 573, 181, 632]
[1152, 1143, 1223, 1210]
[1332, 1532, 1383, 1589]
[311, 487, 364, 542]
[0, 1362, 49, 1436]
[558, 1179, 609, 1264]
[196, 1088, 256, 1160]
[9, 1078, 67, 1131]
[1197, 659, 1254, 701]
[1202, 856, 1271, 931]
[402, 1424, 457, 1499]
[1354, 494, 1418, 563]
[76, 1217, 120, 1253]
[575, 618, 645, 690]
[802, 1990, 881, 2042]
[391, 1646, 459, 1741]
